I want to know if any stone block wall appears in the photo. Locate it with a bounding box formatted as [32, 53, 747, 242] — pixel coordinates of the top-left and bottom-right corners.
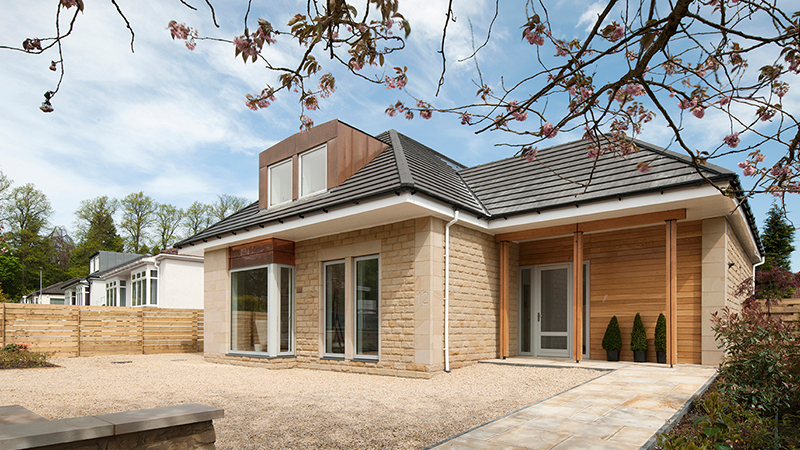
[726, 223, 753, 312]
[35, 421, 217, 450]
[447, 224, 501, 368]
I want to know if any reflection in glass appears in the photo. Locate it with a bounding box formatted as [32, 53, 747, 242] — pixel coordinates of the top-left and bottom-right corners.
[355, 257, 379, 357]
[231, 267, 268, 352]
[325, 262, 345, 355]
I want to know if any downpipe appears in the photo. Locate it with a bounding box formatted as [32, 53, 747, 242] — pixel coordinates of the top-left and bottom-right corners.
[444, 210, 459, 373]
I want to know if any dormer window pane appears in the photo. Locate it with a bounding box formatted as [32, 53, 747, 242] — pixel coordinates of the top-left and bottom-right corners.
[269, 159, 292, 206]
[300, 146, 326, 197]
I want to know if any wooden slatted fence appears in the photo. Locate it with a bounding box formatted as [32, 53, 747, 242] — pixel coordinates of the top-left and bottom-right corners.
[1, 303, 203, 356]
[762, 298, 800, 322]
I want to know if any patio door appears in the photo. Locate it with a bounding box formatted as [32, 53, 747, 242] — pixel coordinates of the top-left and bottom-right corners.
[520, 263, 589, 358]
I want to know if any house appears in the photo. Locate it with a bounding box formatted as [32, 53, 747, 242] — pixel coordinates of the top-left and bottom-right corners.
[174, 120, 762, 378]
[61, 250, 204, 308]
[21, 278, 79, 304]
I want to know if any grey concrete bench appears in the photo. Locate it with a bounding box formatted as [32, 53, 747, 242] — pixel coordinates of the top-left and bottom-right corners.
[0, 403, 224, 450]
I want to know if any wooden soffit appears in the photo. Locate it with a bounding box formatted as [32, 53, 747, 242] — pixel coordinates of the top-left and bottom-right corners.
[494, 208, 686, 243]
[229, 238, 295, 270]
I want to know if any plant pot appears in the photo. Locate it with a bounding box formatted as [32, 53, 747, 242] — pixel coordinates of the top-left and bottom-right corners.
[656, 351, 666, 364]
[633, 350, 647, 362]
[606, 349, 620, 362]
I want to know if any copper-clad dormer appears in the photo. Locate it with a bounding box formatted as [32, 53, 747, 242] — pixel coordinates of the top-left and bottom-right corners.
[258, 120, 388, 210]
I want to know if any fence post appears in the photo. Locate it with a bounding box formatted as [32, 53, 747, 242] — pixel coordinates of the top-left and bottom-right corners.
[140, 309, 145, 355]
[2, 303, 5, 347]
[76, 306, 81, 357]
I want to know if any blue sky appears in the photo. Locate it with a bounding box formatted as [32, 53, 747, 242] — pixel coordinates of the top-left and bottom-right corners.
[1, 0, 798, 267]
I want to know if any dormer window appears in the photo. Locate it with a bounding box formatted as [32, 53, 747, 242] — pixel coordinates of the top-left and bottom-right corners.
[269, 159, 293, 207]
[299, 145, 326, 197]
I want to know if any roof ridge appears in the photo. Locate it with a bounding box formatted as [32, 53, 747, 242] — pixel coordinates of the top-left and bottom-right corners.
[389, 130, 415, 187]
[629, 137, 733, 176]
[456, 171, 492, 218]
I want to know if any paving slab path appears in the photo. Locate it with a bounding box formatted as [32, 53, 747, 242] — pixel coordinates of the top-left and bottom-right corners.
[429, 358, 717, 450]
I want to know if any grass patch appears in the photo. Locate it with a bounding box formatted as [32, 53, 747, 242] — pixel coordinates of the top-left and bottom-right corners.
[0, 343, 56, 370]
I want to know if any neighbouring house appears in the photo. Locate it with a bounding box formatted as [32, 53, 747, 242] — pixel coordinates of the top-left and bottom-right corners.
[61, 250, 204, 308]
[21, 278, 79, 304]
[174, 119, 762, 378]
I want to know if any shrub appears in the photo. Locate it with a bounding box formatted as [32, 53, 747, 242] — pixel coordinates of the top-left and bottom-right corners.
[712, 304, 800, 417]
[655, 313, 667, 353]
[631, 313, 647, 352]
[602, 316, 621, 350]
[0, 342, 49, 369]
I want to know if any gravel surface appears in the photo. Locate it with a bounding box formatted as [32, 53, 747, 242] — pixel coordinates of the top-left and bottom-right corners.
[0, 354, 601, 449]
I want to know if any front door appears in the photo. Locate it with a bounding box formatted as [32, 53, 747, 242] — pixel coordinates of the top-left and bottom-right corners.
[519, 264, 573, 358]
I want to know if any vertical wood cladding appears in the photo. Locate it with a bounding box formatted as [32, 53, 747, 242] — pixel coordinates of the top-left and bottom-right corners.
[228, 238, 295, 270]
[518, 221, 702, 364]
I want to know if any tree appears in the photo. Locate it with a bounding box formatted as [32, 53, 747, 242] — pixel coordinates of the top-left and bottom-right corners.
[120, 192, 156, 254]
[761, 203, 796, 271]
[209, 194, 251, 222]
[5, 1, 800, 200]
[152, 203, 184, 253]
[5, 184, 52, 236]
[3, 184, 55, 296]
[183, 201, 212, 236]
[68, 197, 124, 277]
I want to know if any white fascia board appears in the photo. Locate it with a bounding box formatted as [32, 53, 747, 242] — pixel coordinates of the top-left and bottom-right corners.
[727, 198, 763, 263]
[100, 257, 156, 280]
[154, 253, 204, 264]
[486, 184, 724, 234]
[178, 193, 489, 256]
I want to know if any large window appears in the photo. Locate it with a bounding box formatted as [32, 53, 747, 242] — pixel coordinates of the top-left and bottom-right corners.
[269, 159, 292, 206]
[355, 256, 379, 359]
[231, 267, 268, 353]
[230, 264, 295, 356]
[324, 261, 346, 356]
[150, 270, 158, 306]
[105, 281, 118, 306]
[299, 145, 326, 197]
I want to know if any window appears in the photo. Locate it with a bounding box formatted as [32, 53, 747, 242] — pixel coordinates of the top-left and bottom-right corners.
[324, 261, 345, 356]
[120, 280, 126, 307]
[269, 159, 292, 206]
[106, 281, 118, 306]
[299, 145, 326, 197]
[150, 277, 158, 305]
[230, 264, 295, 356]
[131, 271, 148, 306]
[355, 256, 379, 359]
[322, 255, 380, 360]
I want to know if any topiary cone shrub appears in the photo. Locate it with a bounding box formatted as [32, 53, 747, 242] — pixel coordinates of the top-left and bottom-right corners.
[631, 313, 648, 362]
[602, 316, 622, 361]
[655, 313, 667, 364]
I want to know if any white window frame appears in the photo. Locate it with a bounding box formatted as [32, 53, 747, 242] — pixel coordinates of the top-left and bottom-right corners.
[322, 259, 346, 359]
[353, 255, 380, 361]
[298, 144, 327, 198]
[268, 158, 293, 207]
[229, 263, 296, 357]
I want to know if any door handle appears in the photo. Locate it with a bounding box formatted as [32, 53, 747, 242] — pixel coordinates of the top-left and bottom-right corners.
[538, 312, 541, 322]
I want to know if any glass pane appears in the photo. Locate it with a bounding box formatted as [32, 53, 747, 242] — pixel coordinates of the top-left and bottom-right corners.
[355, 257, 379, 357]
[231, 267, 268, 353]
[280, 267, 293, 353]
[142, 279, 147, 305]
[325, 262, 345, 355]
[120, 287, 126, 307]
[521, 269, 532, 353]
[540, 268, 568, 333]
[300, 146, 326, 196]
[541, 336, 568, 350]
[269, 160, 292, 206]
[150, 279, 157, 305]
[582, 264, 588, 355]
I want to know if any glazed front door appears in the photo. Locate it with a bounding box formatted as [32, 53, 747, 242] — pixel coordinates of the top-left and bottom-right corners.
[535, 264, 572, 358]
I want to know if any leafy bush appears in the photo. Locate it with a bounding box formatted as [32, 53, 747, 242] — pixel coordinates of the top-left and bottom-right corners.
[0, 342, 49, 369]
[655, 313, 667, 353]
[712, 305, 800, 417]
[631, 313, 647, 352]
[602, 316, 621, 350]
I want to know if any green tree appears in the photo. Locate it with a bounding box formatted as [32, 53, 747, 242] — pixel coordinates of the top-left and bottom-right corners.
[151, 203, 184, 253]
[183, 201, 212, 236]
[5, 183, 52, 236]
[120, 192, 156, 254]
[761, 203, 795, 271]
[209, 194, 250, 222]
[68, 196, 124, 278]
[0, 254, 22, 301]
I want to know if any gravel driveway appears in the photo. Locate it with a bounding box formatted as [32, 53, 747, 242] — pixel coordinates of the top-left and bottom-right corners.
[0, 354, 600, 449]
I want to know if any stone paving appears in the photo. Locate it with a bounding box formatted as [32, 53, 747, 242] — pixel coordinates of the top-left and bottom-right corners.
[429, 358, 717, 450]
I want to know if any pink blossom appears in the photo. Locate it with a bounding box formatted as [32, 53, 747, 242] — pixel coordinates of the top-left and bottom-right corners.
[555, 46, 568, 57]
[719, 96, 731, 106]
[349, 59, 364, 71]
[743, 166, 756, 176]
[524, 147, 538, 162]
[737, 161, 749, 169]
[692, 106, 705, 119]
[770, 166, 791, 177]
[611, 24, 624, 42]
[185, 41, 196, 51]
[569, 85, 577, 96]
[678, 98, 697, 110]
[580, 87, 592, 99]
[636, 162, 651, 174]
[541, 122, 558, 139]
[754, 153, 766, 163]
[723, 133, 740, 148]
[420, 109, 433, 119]
[460, 112, 472, 125]
[523, 30, 544, 46]
[404, 111, 413, 120]
[757, 107, 776, 122]
[625, 84, 645, 97]
[357, 23, 367, 33]
[587, 148, 600, 159]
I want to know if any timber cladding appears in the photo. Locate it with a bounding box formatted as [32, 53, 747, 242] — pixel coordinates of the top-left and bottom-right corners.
[229, 238, 295, 269]
[1, 303, 204, 357]
[518, 221, 702, 364]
